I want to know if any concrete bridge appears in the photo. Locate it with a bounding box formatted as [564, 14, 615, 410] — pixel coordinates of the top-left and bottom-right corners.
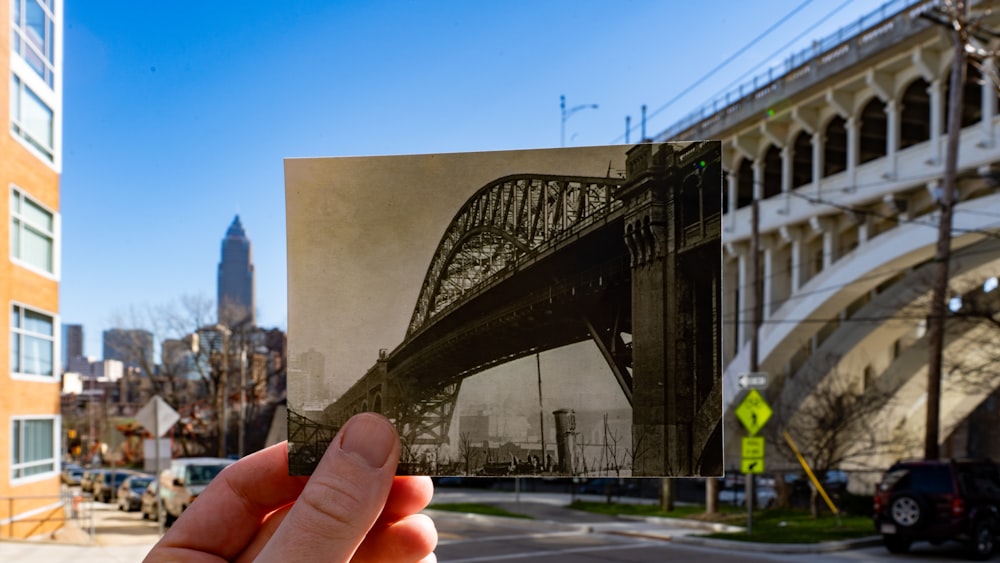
[655, 0, 1000, 479]
[293, 141, 723, 477]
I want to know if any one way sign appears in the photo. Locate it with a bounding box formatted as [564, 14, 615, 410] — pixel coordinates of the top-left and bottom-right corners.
[738, 372, 768, 390]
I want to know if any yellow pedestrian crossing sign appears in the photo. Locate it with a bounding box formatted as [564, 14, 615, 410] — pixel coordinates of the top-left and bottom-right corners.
[735, 389, 772, 436]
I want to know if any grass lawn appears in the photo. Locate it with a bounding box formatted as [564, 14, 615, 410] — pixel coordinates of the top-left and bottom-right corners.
[703, 508, 874, 543]
[568, 501, 742, 520]
[570, 502, 875, 544]
[428, 502, 533, 519]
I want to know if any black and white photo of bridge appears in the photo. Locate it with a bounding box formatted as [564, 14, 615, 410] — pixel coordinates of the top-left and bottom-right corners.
[284, 142, 722, 477]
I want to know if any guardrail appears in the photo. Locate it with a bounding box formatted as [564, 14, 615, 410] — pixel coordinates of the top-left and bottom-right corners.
[656, 0, 929, 142]
[0, 491, 94, 542]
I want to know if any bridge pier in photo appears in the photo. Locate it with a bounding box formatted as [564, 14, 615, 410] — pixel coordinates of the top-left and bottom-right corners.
[621, 142, 722, 476]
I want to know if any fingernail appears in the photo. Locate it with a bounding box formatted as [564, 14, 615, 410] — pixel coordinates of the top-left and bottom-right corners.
[340, 413, 396, 468]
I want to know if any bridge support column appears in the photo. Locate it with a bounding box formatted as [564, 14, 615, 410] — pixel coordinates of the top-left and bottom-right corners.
[621, 142, 721, 476]
[885, 99, 900, 179]
[982, 58, 996, 148]
[929, 79, 945, 163]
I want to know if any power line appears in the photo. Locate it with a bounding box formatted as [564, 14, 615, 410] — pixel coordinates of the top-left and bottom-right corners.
[610, 0, 820, 143]
[708, 0, 858, 108]
[721, 241, 1000, 323]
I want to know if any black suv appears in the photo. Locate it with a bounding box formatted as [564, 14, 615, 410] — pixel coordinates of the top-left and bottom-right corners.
[874, 459, 1000, 559]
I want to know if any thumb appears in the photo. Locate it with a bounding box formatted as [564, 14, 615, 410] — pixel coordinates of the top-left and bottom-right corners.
[256, 413, 400, 562]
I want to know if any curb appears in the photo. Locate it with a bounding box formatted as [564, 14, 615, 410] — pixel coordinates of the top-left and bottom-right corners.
[422, 509, 590, 534]
[617, 514, 744, 533]
[673, 534, 884, 553]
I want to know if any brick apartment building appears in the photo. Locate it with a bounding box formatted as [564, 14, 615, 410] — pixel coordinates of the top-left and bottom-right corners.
[1, 0, 64, 539]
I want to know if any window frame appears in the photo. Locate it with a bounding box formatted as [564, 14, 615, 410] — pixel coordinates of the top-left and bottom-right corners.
[9, 185, 60, 280]
[10, 73, 55, 162]
[10, 415, 60, 484]
[8, 0, 62, 170]
[11, 0, 56, 89]
[10, 301, 59, 382]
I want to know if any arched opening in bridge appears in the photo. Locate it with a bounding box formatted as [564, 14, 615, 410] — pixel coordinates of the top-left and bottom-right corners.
[859, 97, 887, 165]
[373, 393, 382, 415]
[823, 116, 847, 178]
[762, 145, 781, 199]
[900, 78, 931, 150]
[737, 158, 753, 209]
[792, 130, 812, 189]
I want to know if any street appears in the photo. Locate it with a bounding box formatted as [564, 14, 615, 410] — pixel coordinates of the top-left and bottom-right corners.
[0, 488, 989, 562]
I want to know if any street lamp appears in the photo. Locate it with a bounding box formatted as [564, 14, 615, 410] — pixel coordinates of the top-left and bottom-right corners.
[560, 95, 598, 147]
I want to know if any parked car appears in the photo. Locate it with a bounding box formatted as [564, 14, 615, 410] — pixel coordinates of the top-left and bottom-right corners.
[140, 481, 159, 521]
[94, 469, 136, 503]
[117, 474, 155, 512]
[80, 469, 108, 494]
[61, 463, 84, 486]
[874, 458, 1000, 559]
[718, 484, 777, 508]
[159, 458, 235, 525]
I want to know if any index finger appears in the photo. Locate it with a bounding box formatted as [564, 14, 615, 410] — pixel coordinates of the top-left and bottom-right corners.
[146, 441, 308, 562]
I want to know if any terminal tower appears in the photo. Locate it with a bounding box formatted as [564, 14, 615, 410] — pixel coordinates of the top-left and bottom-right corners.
[217, 215, 255, 327]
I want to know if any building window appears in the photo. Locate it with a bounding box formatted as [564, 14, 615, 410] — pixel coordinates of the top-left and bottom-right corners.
[11, 417, 57, 481]
[11, 304, 55, 378]
[12, 0, 56, 88]
[10, 187, 56, 275]
[10, 74, 54, 161]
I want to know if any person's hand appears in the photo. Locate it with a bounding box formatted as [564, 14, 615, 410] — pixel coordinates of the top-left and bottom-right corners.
[145, 412, 438, 562]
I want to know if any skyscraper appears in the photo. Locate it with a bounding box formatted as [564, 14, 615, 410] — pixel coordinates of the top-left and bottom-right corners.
[217, 215, 255, 327]
[63, 323, 83, 369]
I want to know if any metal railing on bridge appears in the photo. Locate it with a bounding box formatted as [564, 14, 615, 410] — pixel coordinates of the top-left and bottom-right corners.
[655, 0, 928, 142]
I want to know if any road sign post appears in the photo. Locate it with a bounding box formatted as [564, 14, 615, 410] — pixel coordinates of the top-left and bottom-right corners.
[735, 389, 772, 536]
[136, 395, 180, 536]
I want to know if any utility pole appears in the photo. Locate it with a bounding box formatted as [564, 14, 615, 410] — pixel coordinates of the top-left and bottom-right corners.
[238, 347, 247, 459]
[536, 354, 545, 471]
[746, 193, 762, 533]
[924, 0, 967, 460]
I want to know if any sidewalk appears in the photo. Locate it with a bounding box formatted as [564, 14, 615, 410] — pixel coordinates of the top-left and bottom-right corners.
[0, 539, 155, 563]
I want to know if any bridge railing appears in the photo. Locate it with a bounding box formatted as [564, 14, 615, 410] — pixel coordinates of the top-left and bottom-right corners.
[656, 0, 928, 142]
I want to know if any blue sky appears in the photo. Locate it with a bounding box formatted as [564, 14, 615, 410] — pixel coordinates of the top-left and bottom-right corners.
[60, 0, 894, 357]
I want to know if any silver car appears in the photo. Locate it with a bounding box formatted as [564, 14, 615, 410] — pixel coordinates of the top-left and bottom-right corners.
[159, 458, 235, 525]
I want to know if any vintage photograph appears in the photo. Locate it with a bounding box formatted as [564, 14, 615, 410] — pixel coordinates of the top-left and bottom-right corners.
[285, 142, 722, 477]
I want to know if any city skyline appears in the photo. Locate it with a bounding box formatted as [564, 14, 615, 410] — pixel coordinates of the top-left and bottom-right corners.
[58, 1, 887, 358]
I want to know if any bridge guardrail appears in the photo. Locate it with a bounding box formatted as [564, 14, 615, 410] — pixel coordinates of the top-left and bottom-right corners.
[656, 0, 928, 142]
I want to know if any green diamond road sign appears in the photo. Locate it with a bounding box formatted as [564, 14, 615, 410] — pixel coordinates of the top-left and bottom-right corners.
[735, 389, 772, 436]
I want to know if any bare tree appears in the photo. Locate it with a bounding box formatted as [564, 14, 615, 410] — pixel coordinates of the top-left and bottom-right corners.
[106, 296, 286, 460]
[764, 360, 903, 517]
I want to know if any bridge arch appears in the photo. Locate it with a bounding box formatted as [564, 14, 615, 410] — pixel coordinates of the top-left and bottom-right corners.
[406, 174, 623, 338]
